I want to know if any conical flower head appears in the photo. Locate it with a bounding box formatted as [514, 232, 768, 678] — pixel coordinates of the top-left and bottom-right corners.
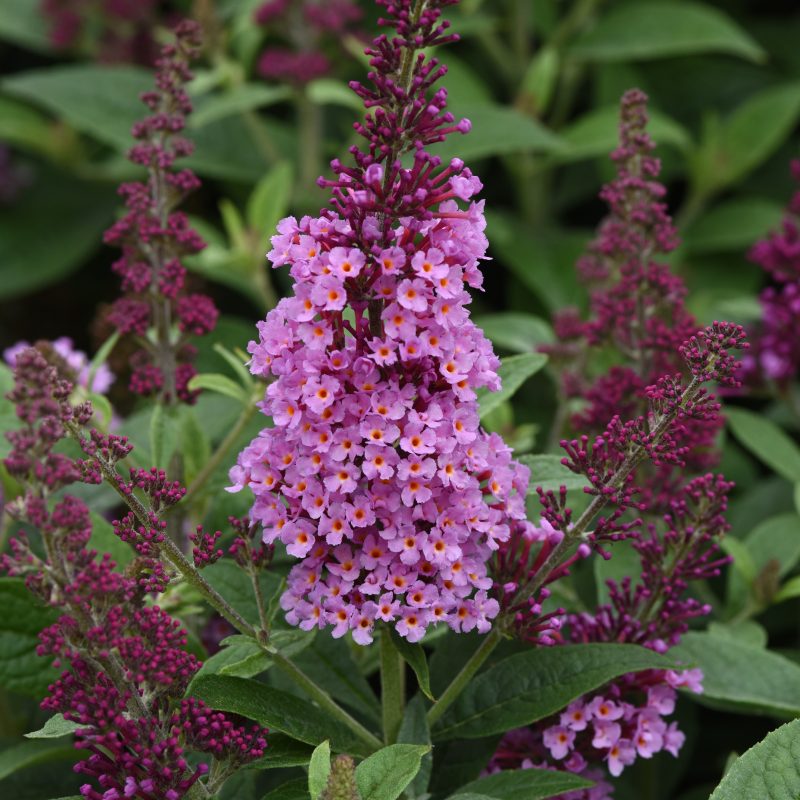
[229, 0, 533, 644]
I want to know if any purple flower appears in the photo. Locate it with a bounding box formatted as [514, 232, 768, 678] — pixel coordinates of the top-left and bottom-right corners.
[4, 337, 114, 395]
[104, 21, 217, 404]
[229, 5, 533, 641]
[543, 725, 576, 760]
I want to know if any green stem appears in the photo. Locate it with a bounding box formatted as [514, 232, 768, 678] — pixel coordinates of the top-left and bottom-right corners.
[380, 628, 406, 744]
[182, 401, 257, 507]
[271, 652, 384, 752]
[426, 628, 502, 726]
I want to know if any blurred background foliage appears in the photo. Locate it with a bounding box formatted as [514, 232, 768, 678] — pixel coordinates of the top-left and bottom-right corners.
[2, 1, 800, 799]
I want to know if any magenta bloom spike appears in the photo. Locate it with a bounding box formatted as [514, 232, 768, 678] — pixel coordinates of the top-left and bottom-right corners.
[104, 20, 218, 404]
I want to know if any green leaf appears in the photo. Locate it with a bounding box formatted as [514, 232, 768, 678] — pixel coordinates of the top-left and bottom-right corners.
[0, 362, 16, 460]
[192, 631, 313, 687]
[286, 635, 382, 724]
[191, 674, 370, 755]
[390, 629, 434, 701]
[0, 0, 51, 52]
[519, 46, 559, 117]
[708, 620, 768, 649]
[721, 536, 758, 584]
[431, 104, 565, 161]
[743, 514, 800, 581]
[672, 632, 800, 717]
[708, 718, 800, 799]
[186, 115, 280, 181]
[90, 512, 133, 568]
[3, 65, 151, 150]
[306, 78, 364, 110]
[487, 214, 588, 312]
[477, 353, 548, 420]
[189, 637, 267, 686]
[684, 198, 784, 253]
[248, 734, 314, 770]
[556, 104, 691, 163]
[0, 578, 59, 697]
[308, 740, 331, 800]
[2, 66, 279, 181]
[518, 454, 591, 494]
[0, 169, 113, 300]
[776, 575, 800, 604]
[86, 331, 120, 394]
[398, 695, 432, 798]
[570, 1, 765, 63]
[0, 95, 56, 155]
[449, 768, 593, 800]
[0, 739, 75, 781]
[247, 160, 294, 256]
[187, 373, 248, 404]
[433, 643, 672, 740]
[213, 343, 254, 390]
[355, 744, 431, 800]
[260, 778, 309, 800]
[714, 84, 800, 187]
[474, 314, 554, 353]
[726, 408, 800, 483]
[149, 403, 181, 469]
[191, 83, 292, 127]
[179, 406, 212, 487]
[25, 714, 81, 739]
[203, 561, 282, 627]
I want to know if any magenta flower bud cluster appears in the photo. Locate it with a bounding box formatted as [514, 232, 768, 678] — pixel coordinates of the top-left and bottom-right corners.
[570, 473, 733, 650]
[39, 0, 162, 65]
[740, 159, 800, 385]
[491, 517, 589, 644]
[1, 347, 268, 799]
[5, 336, 114, 395]
[104, 20, 218, 404]
[544, 90, 720, 508]
[254, 0, 363, 84]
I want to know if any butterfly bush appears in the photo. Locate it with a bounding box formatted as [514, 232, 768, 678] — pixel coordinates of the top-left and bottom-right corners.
[104, 20, 218, 405]
[40, 0, 164, 65]
[486, 92, 746, 799]
[254, 0, 364, 84]
[740, 159, 800, 386]
[229, 0, 534, 645]
[545, 90, 720, 511]
[4, 336, 114, 395]
[1, 346, 267, 800]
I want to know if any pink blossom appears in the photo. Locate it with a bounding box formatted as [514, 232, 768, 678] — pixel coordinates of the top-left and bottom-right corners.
[543, 726, 575, 760]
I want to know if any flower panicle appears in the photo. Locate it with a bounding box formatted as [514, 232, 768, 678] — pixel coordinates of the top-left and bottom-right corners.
[544, 90, 711, 509]
[254, 0, 364, 84]
[742, 170, 800, 385]
[104, 20, 218, 405]
[548, 323, 747, 546]
[230, 0, 537, 645]
[319, 0, 476, 232]
[1, 346, 268, 800]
